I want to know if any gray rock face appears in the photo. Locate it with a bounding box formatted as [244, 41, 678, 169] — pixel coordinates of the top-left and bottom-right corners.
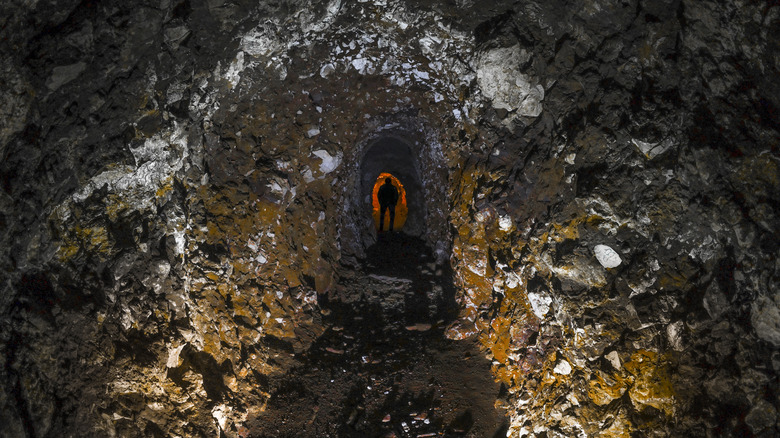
[476, 44, 544, 117]
[45, 62, 86, 91]
[746, 399, 778, 435]
[752, 294, 780, 347]
[0, 62, 32, 158]
[1, 0, 778, 437]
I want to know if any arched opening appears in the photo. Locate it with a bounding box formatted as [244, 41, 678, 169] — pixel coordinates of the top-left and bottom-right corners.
[371, 173, 408, 231]
[359, 136, 424, 237]
[338, 120, 450, 263]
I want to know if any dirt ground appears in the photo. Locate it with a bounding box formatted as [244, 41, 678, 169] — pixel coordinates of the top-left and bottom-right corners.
[246, 234, 508, 437]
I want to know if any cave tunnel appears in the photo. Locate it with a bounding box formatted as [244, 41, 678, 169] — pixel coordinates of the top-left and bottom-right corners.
[2, 0, 779, 437]
[360, 136, 424, 237]
[338, 127, 450, 265]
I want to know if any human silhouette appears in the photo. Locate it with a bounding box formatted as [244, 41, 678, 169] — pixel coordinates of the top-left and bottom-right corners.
[377, 177, 399, 232]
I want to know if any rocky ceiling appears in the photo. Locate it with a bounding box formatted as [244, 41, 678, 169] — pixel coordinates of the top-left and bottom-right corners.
[1, 0, 779, 436]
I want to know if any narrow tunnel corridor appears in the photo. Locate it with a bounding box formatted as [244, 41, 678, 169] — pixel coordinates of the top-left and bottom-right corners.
[248, 234, 507, 437]
[359, 135, 427, 239]
[1, 0, 778, 436]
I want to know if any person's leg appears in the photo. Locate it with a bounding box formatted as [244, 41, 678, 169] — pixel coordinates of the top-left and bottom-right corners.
[379, 204, 387, 231]
[388, 205, 396, 231]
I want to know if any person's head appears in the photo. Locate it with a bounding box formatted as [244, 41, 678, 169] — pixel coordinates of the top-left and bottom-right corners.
[385, 177, 392, 185]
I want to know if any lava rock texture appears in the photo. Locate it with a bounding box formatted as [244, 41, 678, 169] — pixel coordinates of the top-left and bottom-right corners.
[1, 0, 778, 437]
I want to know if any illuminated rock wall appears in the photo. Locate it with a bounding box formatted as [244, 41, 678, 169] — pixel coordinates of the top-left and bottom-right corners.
[1, 0, 777, 436]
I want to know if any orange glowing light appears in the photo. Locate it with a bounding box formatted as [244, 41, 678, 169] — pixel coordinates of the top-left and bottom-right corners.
[372, 173, 408, 231]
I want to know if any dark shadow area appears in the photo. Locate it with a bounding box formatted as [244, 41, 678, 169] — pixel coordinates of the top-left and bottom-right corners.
[362, 233, 458, 324]
[246, 235, 506, 438]
[447, 410, 474, 434]
[166, 344, 232, 401]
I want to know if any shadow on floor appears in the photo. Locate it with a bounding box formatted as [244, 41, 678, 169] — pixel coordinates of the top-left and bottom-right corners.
[245, 233, 507, 437]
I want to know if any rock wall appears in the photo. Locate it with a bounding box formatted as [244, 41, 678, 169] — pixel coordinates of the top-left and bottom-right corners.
[1, 0, 778, 436]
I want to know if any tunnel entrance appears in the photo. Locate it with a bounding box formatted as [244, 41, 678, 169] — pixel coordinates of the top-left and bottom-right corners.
[338, 123, 450, 263]
[360, 137, 424, 238]
[371, 173, 408, 231]
[249, 130, 507, 436]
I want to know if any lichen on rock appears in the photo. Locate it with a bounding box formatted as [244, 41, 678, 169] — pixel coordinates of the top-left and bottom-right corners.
[1, 0, 779, 436]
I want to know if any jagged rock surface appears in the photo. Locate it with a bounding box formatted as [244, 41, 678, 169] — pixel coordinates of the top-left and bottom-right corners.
[1, 0, 778, 437]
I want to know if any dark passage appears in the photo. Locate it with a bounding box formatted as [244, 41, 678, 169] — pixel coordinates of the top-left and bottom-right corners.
[246, 235, 508, 437]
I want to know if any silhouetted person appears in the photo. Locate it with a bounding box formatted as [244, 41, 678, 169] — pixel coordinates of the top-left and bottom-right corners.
[377, 177, 398, 232]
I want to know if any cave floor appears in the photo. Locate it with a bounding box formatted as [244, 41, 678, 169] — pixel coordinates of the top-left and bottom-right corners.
[246, 233, 508, 438]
